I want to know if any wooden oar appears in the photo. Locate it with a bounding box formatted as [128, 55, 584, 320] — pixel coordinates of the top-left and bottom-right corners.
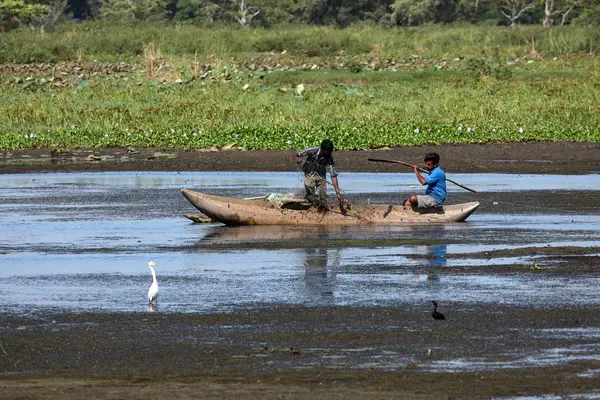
[367, 158, 477, 193]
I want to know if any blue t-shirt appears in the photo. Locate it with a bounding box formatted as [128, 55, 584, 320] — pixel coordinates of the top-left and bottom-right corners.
[425, 167, 447, 205]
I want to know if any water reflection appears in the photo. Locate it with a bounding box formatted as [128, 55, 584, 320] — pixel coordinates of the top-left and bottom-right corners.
[422, 244, 446, 282]
[425, 244, 447, 267]
[303, 247, 340, 305]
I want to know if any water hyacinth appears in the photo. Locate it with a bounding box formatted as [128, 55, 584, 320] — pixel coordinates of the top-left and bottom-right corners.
[458, 125, 463, 131]
[414, 128, 419, 134]
[519, 127, 525, 133]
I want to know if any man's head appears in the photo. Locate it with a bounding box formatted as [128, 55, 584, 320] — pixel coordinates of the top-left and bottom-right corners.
[424, 152, 440, 171]
[320, 139, 334, 157]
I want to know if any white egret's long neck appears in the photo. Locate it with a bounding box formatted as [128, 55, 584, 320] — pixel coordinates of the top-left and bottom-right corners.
[149, 266, 157, 283]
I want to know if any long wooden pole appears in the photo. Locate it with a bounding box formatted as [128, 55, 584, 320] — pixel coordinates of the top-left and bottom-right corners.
[367, 158, 477, 193]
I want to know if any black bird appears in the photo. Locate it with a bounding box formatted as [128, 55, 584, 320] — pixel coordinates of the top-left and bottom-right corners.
[431, 301, 445, 320]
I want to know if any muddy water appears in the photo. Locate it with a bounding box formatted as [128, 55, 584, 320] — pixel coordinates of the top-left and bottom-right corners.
[2, 172, 600, 315]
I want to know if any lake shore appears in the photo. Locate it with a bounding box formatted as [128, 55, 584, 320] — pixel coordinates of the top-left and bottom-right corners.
[3, 140, 600, 399]
[2, 141, 600, 175]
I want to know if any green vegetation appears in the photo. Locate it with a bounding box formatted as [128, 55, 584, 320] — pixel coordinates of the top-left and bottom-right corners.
[1, 0, 599, 29]
[1, 23, 600, 63]
[0, 24, 598, 150]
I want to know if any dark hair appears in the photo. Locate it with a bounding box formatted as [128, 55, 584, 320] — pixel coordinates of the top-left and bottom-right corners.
[320, 139, 334, 152]
[424, 152, 440, 164]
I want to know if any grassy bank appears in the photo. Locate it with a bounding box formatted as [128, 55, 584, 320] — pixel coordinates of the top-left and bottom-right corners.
[1, 66, 598, 150]
[0, 23, 598, 63]
[0, 23, 599, 150]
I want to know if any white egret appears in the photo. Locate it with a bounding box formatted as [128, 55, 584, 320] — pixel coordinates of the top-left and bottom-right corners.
[147, 261, 159, 304]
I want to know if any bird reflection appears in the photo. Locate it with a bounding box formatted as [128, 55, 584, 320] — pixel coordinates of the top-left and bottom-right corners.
[147, 303, 158, 313]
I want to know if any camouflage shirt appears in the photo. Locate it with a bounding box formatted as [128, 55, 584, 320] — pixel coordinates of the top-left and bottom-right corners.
[296, 147, 338, 178]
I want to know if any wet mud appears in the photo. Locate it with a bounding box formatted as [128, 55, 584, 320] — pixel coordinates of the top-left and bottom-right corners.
[2, 141, 600, 175]
[2, 143, 600, 398]
[3, 303, 600, 399]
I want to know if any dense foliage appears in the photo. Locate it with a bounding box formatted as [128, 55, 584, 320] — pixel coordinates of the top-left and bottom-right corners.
[0, 0, 599, 30]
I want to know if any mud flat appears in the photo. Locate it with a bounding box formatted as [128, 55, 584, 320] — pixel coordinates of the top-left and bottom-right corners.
[3, 302, 600, 399]
[2, 141, 600, 175]
[2, 144, 600, 398]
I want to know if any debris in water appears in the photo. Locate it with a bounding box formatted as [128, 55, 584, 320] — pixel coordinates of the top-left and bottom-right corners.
[86, 154, 101, 161]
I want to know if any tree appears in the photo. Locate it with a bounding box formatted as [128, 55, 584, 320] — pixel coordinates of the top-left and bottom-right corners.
[458, 0, 482, 22]
[1, 0, 47, 29]
[234, 0, 259, 26]
[99, 0, 168, 20]
[391, 0, 440, 25]
[559, 0, 585, 25]
[0, 0, 66, 31]
[500, 0, 535, 26]
[542, 0, 554, 25]
[175, 0, 221, 22]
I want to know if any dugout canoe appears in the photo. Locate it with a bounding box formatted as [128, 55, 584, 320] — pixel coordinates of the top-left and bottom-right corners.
[181, 189, 479, 226]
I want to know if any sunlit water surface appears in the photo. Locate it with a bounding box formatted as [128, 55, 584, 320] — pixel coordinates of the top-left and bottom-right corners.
[1, 172, 600, 314]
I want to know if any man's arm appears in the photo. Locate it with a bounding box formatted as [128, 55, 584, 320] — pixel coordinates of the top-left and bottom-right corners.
[295, 148, 308, 164]
[413, 166, 428, 185]
[328, 163, 343, 203]
[331, 176, 343, 203]
[295, 147, 317, 164]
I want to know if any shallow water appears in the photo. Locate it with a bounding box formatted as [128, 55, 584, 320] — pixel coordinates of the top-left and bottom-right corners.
[1, 171, 600, 315]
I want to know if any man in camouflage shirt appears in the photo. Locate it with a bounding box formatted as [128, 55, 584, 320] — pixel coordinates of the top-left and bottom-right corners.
[295, 139, 343, 209]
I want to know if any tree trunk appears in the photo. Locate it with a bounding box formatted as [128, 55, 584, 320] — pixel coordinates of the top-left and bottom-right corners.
[543, 0, 554, 26]
[561, 5, 575, 25]
[501, 1, 535, 28]
[235, 0, 260, 27]
[472, 0, 480, 23]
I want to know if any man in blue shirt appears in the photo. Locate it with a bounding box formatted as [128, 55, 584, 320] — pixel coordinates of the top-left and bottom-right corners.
[403, 152, 447, 208]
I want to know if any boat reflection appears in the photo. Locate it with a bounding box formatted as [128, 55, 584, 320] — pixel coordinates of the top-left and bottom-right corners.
[199, 224, 470, 247]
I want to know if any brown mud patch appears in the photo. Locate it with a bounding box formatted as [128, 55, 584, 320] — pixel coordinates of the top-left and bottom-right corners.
[2, 141, 600, 175]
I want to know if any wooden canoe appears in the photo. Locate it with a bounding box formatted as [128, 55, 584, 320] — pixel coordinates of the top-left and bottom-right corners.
[181, 189, 479, 226]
